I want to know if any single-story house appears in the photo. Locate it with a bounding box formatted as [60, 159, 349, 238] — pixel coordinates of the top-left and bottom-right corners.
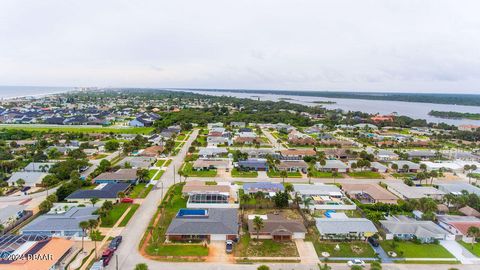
[293, 184, 356, 210]
[314, 159, 349, 173]
[386, 182, 445, 200]
[166, 208, 239, 242]
[437, 215, 480, 242]
[20, 206, 99, 238]
[93, 169, 138, 184]
[118, 156, 155, 168]
[198, 147, 228, 158]
[237, 158, 268, 171]
[139, 145, 164, 157]
[279, 149, 316, 160]
[243, 182, 285, 196]
[182, 181, 238, 208]
[192, 159, 230, 170]
[380, 216, 451, 243]
[315, 218, 377, 240]
[407, 150, 437, 160]
[242, 149, 278, 159]
[459, 206, 480, 218]
[370, 149, 399, 161]
[420, 161, 464, 173]
[230, 122, 246, 128]
[247, 214, 307, 240]
[370, 162, 388, 173]
[0, 205, 29, 233]
[342, 183, 398, 204]
[22, 162, 55, 173]
[437, 183, 480, 196]
[66, 183, 131, 203]
[277, 160, 308, 173]
[389, 160, 421, 173]
[207, 122, 224, 129]
[7, 172, 48, 187]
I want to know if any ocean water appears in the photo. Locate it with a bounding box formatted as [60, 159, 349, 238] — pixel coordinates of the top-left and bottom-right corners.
[0, 86, 74, 99]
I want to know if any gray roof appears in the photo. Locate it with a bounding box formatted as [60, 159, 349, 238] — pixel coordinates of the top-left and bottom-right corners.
[23, 162, 55, 172]
[21, 206, 98, 233]
[387, 182, 445, 199]
[381, 218, 448, 238]
[7, 172, 48, 186]
[166, 208, 238, 235]
[315, 159, 348, 170]
[315, 218, 377, 234]
[66, 183, 130, 200]
[198, 147, 228, 156]
[93, 169, 137, 182]
[407, 150, 436, 158]
[118, 156, 155, 168]
[390, 160, 420, 170]
[437, 183, 480, 196]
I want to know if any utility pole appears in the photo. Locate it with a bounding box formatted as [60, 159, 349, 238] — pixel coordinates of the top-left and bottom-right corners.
[116, 254, 118, 270]
[173, 165, 176, 184]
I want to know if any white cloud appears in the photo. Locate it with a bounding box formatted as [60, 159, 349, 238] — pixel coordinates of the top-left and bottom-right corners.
[0, 0, 479, 93]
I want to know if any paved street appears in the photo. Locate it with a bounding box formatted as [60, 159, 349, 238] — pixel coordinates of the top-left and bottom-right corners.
[108, 129, 198, 270]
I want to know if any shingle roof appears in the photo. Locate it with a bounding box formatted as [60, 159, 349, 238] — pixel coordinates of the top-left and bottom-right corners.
[248, 214, 306, 235]
[166, 208, 238, 235]
[93, 169, 137, 182]
[380, 218, 448, 238]
[66, 183, 130, 199]
[243, 182, 285, 193]
[7, 172, 48, 186]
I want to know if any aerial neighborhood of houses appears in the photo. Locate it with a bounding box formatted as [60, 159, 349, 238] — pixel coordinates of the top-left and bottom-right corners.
[1, 89, 480, 270]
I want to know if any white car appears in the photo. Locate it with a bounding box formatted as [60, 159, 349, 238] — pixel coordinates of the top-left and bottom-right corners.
[347, 259, 366, 267]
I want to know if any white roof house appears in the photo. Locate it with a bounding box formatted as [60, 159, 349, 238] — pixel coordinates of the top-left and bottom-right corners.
[437, 183, 480, 196]
[386, 182, 445, 200]
[7, 172, 48, 187]
[314, 160, 349, 172]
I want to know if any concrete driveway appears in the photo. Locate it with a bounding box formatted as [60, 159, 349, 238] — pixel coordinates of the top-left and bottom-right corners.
[440, 240, 480, 264]
[295, 239, 320, 264]
[206, 241, 234, 263]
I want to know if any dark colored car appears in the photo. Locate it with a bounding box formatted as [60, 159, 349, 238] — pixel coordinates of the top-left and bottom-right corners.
[226, 240, 233, 254]
[101, 248, 114, 266]
[109, 236, 123, 250]
[368, 237, 379, 247]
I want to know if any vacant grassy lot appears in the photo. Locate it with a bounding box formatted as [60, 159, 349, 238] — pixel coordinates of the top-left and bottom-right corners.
[231, 168, 258, 178]
[267, 171, 302, 178]
[146, 244, 208, 256]
[380, 240, 454, 258]
[148, 169, 159, 179]
[312, 241, 376, 258]
[235, 234, 298, 257]
[119, 204, 140, 226]
[310, 171, 336, 178]
[348, 171, 383, 179]
[154, 170, 165, 180]
[129, 184, 153, 198]
[0, 124, 154, 134]
[181, 162, 217, 177]
[100, 203, 131, 227]
[164, 159, 172, 167]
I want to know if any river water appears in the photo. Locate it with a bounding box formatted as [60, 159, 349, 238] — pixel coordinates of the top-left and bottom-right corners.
[179, 89, 480, 126]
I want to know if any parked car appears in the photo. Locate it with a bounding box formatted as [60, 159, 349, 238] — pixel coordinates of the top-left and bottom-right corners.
[368, 237, 379, 247]
[347, 259, 365, 267]
[225, 240, 233, 254]
[120, 198, 134, 203]
[101, 249, 114, 266]
[109, 236, 123, 250]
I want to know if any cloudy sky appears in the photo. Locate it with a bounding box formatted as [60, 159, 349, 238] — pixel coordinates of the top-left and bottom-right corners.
[1, 0, 480, 93]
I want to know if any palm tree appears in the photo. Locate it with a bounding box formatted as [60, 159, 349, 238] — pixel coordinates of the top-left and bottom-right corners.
[307, 171, 313, 184]
[467, 226, 480, 249]
[402, 164, 410, 173]
[79, 221, 89, 251]
[391, 163, 398, 172]
[254, 191, 264, 209]
[117, 191, 126, 199]
[332, 171, 339, 184]
[16, 178, 25, 189]
[90, 230, 102, 259]
[253, 216, 264, 241]
[302, 197, 313, 213]
[87, 219, 99, 257]
[89, 197, 100, 207]
[279, 170, 288, 184]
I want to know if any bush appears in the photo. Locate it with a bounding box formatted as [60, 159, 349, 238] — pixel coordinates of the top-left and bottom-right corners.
[257, 266, 270, 270]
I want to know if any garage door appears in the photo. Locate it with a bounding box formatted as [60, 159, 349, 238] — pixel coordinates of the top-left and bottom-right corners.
[210, 234, 227, 241]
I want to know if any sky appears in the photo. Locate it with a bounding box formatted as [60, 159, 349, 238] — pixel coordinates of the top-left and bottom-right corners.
[1, 0, 480, 93]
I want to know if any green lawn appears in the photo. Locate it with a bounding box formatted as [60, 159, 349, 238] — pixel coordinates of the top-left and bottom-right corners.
[100, 203, 131, 227]
[155, 159, 166, 167]
[129, 184, 146, 198]
[0, 124, 154, 134]
[176, 134, 186, 141]
[234, 234, 298, 257]
[231, 168, 258, 178]
[310, 171, 336, 178]
[119, 204, 140, 226]
[380, 240, 454, 258]
[267, 171, 302, 178]
[181, 162, 217, 177]
[154, 170, 165, 180]
[458, 241, 480, 257]
[348, 171, 383, 179]
[164, 159, 172, 167]
[146, 244, 208, 256]
[392, 173, 416, 179]
[148, 169, 159, 179]
[312, 242, 376, 258]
